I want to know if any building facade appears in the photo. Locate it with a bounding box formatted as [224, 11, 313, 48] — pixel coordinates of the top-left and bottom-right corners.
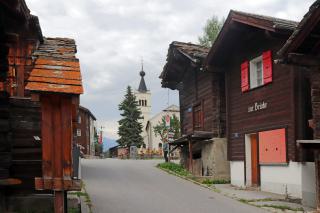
[206, 10, 315, 204]
[78, 106, 97, 157]
[146, 105, 180, 154]
[160, 41, 229, 178]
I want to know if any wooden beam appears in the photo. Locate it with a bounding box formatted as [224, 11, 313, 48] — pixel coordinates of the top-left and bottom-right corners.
[0, 178, 21, 186]
[287, 53, 320, 67]
[188, 140, 193, 173]
[54, 191, 65, 213]
[315, 150, 320, 212]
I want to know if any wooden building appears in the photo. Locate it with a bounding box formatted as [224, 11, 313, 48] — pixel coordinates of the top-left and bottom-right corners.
[0, 0, 84, 212]
[160, 42, 229, 179]
[278, 0, 320, 208]
[78, 106, 97, 157]
[0, 1, 44, 211]
[206, 10, 316, 203]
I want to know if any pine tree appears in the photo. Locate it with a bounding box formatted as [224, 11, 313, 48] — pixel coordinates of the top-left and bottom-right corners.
[117, 86, 144, 147]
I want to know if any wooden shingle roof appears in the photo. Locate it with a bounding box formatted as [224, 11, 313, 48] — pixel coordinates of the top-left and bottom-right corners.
[278, 0, 320, 56]
[26, 38, 83, 95]
[160, 41, 209, 89]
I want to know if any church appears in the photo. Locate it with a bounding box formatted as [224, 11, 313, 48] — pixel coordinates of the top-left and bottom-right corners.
[134, 64, 180, 156]
[134, 64, 152, 150]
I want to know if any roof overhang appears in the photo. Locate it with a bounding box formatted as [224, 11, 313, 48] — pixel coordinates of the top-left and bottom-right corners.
[169, 131, 214, 146]
[206, 10, 297, 66]
[278, 0, 320, 58]
[160, 41, 209, 90]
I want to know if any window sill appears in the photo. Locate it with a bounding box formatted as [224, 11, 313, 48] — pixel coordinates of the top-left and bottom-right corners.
[259, 162, 288, 166]
[242, 82, 272, 93]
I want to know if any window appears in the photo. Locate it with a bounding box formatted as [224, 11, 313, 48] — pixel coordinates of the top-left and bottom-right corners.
[77, 129, 81, 137]
[145, 100, 147, 106]
[139, 100, 142, 106]
[241, 50, 273, 92]
[250, 56, 263, 89]
[78, 115, 81, 124]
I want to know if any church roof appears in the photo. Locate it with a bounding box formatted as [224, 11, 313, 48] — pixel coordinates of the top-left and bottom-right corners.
[138, 65, 148, 92]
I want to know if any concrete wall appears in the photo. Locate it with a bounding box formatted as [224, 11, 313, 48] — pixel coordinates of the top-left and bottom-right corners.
[260, 162, 302, 198]
[301, 162, 316, 207]
[188, 138, 230, 179]
[230, 161, 245, 187]
[230, 160, 316, 206]
[213, 138, 230, 179]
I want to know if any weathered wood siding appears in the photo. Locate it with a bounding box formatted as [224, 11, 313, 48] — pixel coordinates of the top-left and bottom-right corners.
[226, 41, 298, 161]
[8, 98, 42, 194]
[179, 66, 225, 137]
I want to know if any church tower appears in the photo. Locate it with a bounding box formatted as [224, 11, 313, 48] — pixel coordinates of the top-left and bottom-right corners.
[134, 63, 151, 148]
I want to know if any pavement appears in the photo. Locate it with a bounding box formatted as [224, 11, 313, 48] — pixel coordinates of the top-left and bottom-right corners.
[81, 159, 267, 213]
[213, 184, 315, 212]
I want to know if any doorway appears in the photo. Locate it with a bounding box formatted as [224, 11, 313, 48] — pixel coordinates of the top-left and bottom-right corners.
[245, 133, 260, 186]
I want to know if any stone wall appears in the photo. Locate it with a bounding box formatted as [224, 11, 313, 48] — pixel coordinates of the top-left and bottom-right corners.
[179, 138, 230, 179]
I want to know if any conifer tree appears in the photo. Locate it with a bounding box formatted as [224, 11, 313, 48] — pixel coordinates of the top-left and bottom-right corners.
[117, 86, 144, 147]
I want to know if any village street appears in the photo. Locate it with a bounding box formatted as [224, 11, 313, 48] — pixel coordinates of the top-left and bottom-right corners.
[81, 159, 267, 213]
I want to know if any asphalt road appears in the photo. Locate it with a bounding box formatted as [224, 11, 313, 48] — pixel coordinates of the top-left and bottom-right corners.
[81, 159, 267, 213]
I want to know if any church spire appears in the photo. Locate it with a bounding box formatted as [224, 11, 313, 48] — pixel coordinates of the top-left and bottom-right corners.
[138, 59, 147, 92]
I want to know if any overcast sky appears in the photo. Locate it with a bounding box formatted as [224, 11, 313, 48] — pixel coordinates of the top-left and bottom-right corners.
[27, 0, 314, 139]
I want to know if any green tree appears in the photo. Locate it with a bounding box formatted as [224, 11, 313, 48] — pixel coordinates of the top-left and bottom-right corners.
[154, 114, 181, 143]
[198, 16, 225, 48]
[117, 86, 144, 147]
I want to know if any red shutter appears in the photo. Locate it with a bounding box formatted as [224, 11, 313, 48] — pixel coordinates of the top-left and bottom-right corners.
[241, 61, 249, 92]
[263, 50, 273, 84]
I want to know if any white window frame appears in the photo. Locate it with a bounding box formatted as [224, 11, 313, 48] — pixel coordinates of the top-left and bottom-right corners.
[77, 129, 81, 137]
[249, 55, 264, 89]
[78, 115, 81, 124]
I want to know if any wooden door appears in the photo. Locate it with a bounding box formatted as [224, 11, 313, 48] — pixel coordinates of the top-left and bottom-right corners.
[251, 134, 259, 186]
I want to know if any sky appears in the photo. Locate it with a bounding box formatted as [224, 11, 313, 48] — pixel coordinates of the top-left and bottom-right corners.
[26, 0, 314, 140]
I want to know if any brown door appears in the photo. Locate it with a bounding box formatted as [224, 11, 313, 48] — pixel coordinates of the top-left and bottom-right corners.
[251, 134, 259, 186]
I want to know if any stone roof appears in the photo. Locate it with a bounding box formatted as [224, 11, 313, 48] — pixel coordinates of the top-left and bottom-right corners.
[26, 37, 83, 94]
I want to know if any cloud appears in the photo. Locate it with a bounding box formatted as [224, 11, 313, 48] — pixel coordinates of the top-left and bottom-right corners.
[26, 0, 314, 139]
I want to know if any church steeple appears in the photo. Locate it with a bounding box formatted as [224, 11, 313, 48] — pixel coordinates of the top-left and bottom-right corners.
[138, 60, 148, 92]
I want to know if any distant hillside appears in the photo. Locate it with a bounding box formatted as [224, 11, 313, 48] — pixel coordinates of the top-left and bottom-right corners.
[103, 137, 118, 151]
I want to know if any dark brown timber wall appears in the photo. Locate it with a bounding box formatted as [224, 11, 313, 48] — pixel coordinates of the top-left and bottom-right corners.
[226, 42, 298, 162]
[179, 67, 225, 137]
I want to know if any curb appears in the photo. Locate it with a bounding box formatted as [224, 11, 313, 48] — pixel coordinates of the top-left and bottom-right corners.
[157, 166, 214, 191]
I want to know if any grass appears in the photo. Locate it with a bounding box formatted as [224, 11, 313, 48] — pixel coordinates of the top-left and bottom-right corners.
[68, 207, 81, 213]
[157, 162, 192, 177]
[201, 179, 230, 185]
[69, 181, 93, 213]
[260, 204, 304, 212]
[238, 198, 304, 212]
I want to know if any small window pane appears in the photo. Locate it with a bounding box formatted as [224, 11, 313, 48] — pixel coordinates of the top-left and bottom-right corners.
[250, 56, 263, 89]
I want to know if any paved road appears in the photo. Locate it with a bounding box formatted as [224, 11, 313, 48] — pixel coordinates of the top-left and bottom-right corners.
[81, 159, 267, 213]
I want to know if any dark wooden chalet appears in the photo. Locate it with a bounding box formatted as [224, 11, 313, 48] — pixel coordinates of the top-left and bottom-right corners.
[0, 1, 43, 211]
[278, 0, 320, 208]
[78, 106, 97, 156]
[206, 10, 315, 203]
[160, 42, 229, 179]
[0, 1, 84, 212]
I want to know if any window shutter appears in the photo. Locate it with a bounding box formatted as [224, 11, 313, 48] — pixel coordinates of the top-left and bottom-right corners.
[241, 61, 249, 92]
[263, 50, 273, 84]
